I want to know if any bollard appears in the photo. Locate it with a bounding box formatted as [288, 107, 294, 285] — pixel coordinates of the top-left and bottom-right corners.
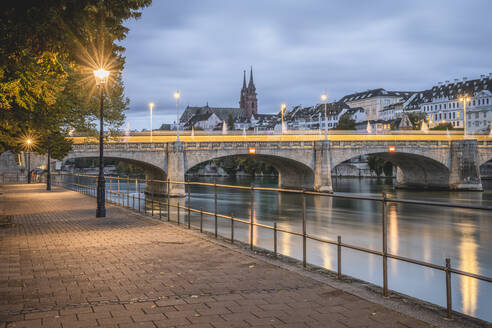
[132, 195, 135, 210]
[230, 213, 234, 243]
[302, 189, 307, 268]
[138, 194, 141, 213]
[337, 236, 342, 279]
[250, 183, 254, 250]
[159, 201, 162, 219]
[273, 222, 277, 258]
[382, 191, 388, 297]
[214, 180, 218, 238]
[127, 177, 130, 208]
[200, 208, 203, 233]
[177, 202, 180, 225]
[445, 258, 452, 319]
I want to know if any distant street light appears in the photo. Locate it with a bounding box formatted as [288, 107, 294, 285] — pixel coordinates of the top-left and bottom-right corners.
[93, 68, 109, 218]
[281, 103, 286, 133]
[459, 95, 471, 136]
[321, 92, 328, 133]
[149, 102, 154, 143]
[25, 138, 32, 184]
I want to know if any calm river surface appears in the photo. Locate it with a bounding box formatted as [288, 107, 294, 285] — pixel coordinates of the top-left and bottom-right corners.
[77, 176, 492, 322]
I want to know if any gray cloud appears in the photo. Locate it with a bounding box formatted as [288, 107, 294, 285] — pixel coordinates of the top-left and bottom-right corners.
[119, 0, 492, 130]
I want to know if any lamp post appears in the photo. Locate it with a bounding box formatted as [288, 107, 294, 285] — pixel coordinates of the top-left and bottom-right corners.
[94, 68, 109, 218]
[459, 95, 470, 136]
[321, 92, 327, 133]
[149, 102, 154, 143]
[26, 138, 32, 184]
[174, 91, 180, 142]
[281, 103, 286, 133]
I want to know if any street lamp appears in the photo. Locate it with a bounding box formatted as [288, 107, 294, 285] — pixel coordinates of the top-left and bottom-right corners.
[149, 102, 154, 143]
[281, 103, 286, 133]
[93, 68, 109, 218]
[459, 95, 471, 136]
[321, 92, 328, 133]
[25, 138, 32, 184]
[174, 91, 181, 142]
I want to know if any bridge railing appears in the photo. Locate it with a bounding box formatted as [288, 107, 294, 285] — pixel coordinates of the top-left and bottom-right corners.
[51, 172, 492, 323]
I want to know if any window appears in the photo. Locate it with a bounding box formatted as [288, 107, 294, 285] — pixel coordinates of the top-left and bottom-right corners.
[444, 113, 447, 119]
[487, 98, 490, 104]
[435, 114, 438, 120]
[439, 113, 442, 120]
[444, 104, 447, 109]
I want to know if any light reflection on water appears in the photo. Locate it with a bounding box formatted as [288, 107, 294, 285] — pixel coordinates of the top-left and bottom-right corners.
[67, 175, 492, 323]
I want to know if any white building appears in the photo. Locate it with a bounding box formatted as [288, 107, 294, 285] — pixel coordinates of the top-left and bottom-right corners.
[339, 88, 415, 121]
[404, 74, 492, 131]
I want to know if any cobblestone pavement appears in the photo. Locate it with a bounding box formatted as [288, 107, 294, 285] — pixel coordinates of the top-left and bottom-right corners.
[0, 184, 430, 328]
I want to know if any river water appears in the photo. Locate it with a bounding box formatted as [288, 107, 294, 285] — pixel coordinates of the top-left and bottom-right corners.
[71, 175, 492, 322]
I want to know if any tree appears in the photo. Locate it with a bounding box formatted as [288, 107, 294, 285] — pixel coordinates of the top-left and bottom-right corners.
[334, 113, 356, 130]
[0, 1, 151, 153]
[431, 122, 454, 130]
[407, 112, 427, 130]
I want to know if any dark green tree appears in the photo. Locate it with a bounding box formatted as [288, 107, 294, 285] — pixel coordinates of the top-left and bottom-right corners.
[334, 113, 356, 130]
[227, 114, 235, 131]
[407, 112, 428, 130]
[430, 122, 454, 130]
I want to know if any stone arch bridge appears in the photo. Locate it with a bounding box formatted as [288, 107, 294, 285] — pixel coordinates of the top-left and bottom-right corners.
[65, 137, 492, 196]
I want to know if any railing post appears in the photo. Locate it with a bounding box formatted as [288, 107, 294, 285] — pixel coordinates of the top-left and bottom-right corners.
[382, 191, 388, 297]
[250, 183, 254, 250]
[132, 194, 135, 211]
[200, 208, 203, 233]
[167, 179, 170, 222]
[127, 177, 130, 208]
[337, 235, 342, 279]
[302, 189, 307, 268]
[177, 202, 180, 225]
[273, 222, 277, 258]
[117, 179, 120, 205]
[214, 180, 218, 238]
[152, 180, 155, 216]
[187, 183, 191, 229]
[445, 258, 452, 319]
[230, 212, 234, 243]
[159, 201, 162, 219]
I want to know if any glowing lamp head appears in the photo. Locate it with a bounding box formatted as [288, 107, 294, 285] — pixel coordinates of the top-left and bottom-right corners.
[174, 90, 180, 100]
[388, 145, 396, 153]
[26, 139, 32, 145]
[93, 69, 109, 85]
[248, 147, 256, 155]
[321, 92, 327, 102]
[281, 103, 286, 111]
[149, 102, 154, 110]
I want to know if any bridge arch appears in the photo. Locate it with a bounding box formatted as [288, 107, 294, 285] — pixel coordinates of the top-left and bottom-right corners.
[331, 151, 451, 190]
[185, 153, 315, 190]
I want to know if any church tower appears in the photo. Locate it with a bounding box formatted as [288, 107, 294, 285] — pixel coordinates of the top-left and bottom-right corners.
[239, 67, 257, 118]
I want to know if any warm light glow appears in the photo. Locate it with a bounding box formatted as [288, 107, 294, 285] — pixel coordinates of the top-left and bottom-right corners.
[281, 103, 286, 111]
[388, 145, 396, 152]
[26, 139, 32, 145]
[149, 102, 154, 110]
[174, 90, 180, 100]
[321, 92, 327, 102]
[248, 147, 256, 154]
[93, 68, 109, 84]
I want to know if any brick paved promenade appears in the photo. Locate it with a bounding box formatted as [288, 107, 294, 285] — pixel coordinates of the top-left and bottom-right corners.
[0, 184, 430, 328]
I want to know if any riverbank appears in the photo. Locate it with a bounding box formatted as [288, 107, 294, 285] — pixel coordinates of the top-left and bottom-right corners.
[0, 184, 444, 328]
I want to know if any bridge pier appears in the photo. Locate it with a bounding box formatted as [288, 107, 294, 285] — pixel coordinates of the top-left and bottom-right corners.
[166, 142, 186, 197]
[314, 141, 333, 193]
[449, 140, 483, 191]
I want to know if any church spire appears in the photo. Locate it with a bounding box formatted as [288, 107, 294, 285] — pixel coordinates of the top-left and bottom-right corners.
[242, 70, 247, 89]
[248, 66, 255, 91]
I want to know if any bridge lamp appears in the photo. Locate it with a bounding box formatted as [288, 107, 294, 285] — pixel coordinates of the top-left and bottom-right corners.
[174, 91, 181, 142]
[93, 68, 110, 218]
[149, 102, 155, 143]
[388, 145, 396, 153]
[321, 92, 328, 132]
[248, 147, 256, 155]
[458, 96, 471, 135]
[25, 138, 33, 184]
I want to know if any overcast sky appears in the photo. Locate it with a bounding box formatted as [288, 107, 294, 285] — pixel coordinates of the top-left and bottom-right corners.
[119, 0, 492, 130]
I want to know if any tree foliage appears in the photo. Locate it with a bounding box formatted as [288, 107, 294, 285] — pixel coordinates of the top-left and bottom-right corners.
[407, 112, 427, 130]
[0, 0, 151, 154]
[430, 122, 454, 130]
[333, 113, 356, 130]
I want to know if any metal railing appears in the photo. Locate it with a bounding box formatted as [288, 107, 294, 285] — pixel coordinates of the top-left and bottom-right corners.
[0, 173, 27, 184]
[52, 172, 492, 321]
